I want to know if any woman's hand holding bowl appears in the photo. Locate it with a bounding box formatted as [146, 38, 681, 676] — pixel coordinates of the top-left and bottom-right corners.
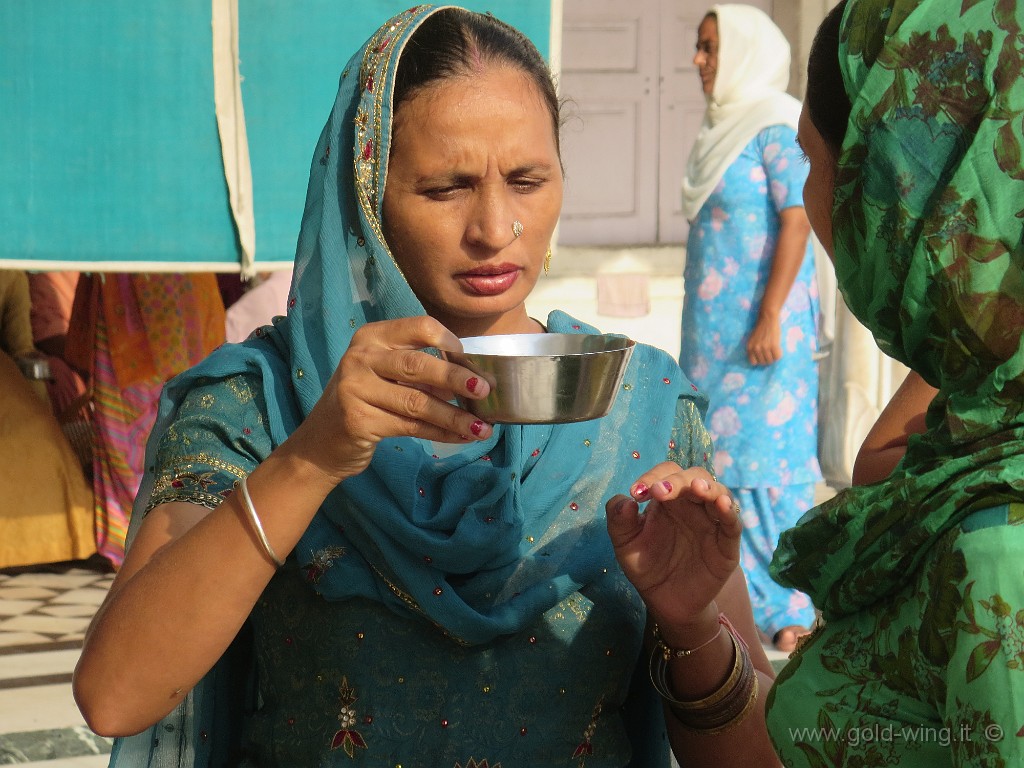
[294, 316, 493, 484]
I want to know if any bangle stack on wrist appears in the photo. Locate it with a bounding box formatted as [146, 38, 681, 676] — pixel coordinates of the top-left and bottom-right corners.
[649, 613, 759, 734]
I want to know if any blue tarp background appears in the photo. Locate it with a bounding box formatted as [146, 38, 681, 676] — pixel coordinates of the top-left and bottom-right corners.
[0, 1, 551, 272]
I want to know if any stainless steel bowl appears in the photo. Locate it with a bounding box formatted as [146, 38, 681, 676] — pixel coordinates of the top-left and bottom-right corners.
[446, 333, 636, 424]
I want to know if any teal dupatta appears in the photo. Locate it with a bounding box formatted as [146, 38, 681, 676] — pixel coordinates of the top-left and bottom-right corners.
[110, 6, 705, 765]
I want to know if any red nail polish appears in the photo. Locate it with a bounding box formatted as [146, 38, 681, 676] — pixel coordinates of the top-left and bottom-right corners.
[633, 483, 649, 498]
[662, 481, 673, 493]
[470, 420, 484, 436]
[466, 376, 479, 393]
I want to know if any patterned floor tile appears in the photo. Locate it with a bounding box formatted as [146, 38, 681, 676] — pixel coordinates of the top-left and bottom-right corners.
[0, 634, 50, 649]
[48, 591, 109, 608]
[18, 758, 109, 768]
[0, 602, 44, 618]
[0, 683, 90, 733]
[0, 590, 58, 602]
[0, 649, 79, 685]
[36, 606, 97, 619]
[0, 617, 91, 637]
[0, 560, 112, 655]
[0, 726, 110, 764]
[0, 576, 100, 592]
[0, 560, 113, 765]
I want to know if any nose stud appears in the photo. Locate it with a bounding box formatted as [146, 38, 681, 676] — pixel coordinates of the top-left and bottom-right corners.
[512, 220, 524, 239]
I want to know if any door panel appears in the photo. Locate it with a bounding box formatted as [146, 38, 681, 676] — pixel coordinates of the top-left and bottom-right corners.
[563, 18, 640, 70]
[658, 10, 706, 245]
[558, 2, 659, 244]
[563, 102, 639, 216]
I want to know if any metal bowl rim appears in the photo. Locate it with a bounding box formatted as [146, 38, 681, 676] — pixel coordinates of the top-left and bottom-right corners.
[456, 333, 635, 360]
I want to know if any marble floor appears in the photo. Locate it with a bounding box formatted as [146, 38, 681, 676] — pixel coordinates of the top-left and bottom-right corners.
[0, 558, 113, 766]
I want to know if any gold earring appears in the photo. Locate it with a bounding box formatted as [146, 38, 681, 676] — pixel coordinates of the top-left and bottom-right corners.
[543, 248, 552, 274]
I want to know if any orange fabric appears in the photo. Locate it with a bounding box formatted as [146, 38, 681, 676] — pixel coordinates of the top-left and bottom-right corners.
[68, 273, 226, 566]
[102, 275, 158, 386]
[104, 274, 226, 388]
[51, 273, 227, 567]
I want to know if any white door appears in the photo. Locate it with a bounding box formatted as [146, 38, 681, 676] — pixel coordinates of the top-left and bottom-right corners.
[559, 0, 771, 246]
[557, 0, 660, 245]
[657, 3, 710, 245]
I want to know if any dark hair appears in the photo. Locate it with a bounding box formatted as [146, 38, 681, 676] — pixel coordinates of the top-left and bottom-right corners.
[392, 8, 562, 155]
[806, 0, 851, 157]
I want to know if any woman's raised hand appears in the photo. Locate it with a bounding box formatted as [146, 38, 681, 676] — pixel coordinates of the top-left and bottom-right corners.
[293, 316, 493, 483]
[605, 463, 742, 628]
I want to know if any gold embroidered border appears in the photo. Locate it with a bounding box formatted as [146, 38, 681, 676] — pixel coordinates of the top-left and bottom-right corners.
[144, 490, 225, 515]
[147, 452, 251, 513]
[368, 563, 472, 647]
[353, 7, 446, 281]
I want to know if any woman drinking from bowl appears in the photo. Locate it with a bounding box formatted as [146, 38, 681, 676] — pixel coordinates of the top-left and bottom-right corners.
[73, 6, 779, 766]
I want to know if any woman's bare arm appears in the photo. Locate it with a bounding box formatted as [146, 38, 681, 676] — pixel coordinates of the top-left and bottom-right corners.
[661, 569, 781, 767]
[606, 468, 781, 768]
[73, 439, 339, 736]
[746, 206, 812, 366]
[73, 317, 492, 736]
[852, 370, 936, 485]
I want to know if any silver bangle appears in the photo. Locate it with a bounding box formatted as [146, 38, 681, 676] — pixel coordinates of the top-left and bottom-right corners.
[235, 475, 285, 568]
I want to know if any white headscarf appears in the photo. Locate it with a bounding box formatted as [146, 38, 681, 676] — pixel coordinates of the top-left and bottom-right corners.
[680, 4, 802, 221]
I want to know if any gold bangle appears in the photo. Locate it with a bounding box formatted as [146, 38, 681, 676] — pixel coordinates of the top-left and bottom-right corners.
[649, 615, 759, 734]
[650, 624, 742, 709]
[674, 674, 760, 735]
[235, 475, 285, 568]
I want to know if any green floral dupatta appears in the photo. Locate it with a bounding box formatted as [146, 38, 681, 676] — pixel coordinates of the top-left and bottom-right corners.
[771, 0, 1024, 619]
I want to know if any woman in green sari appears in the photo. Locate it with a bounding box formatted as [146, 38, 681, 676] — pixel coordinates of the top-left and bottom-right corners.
[767, 0, 1024, 764]
[73, 6, 780, 766]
